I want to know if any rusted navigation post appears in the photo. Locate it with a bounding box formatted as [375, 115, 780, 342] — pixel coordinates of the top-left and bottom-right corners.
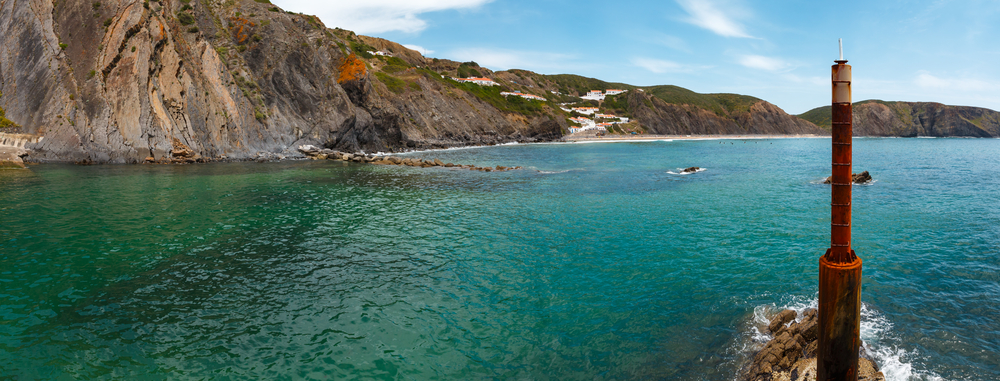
[818, 39, 862, 381]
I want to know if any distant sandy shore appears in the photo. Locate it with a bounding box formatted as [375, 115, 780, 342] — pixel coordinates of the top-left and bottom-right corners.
[561, 133, 827, 143]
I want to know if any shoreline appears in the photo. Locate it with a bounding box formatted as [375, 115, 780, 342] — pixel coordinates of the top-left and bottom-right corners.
[561, 133, 827, 143]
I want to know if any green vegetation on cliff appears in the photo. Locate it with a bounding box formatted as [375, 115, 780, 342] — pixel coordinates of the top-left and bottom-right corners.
[0, 91, 19, 130]
[539, 74, 633, 97]
[643, 85, 760, 117]
[797, 106, 831, 130]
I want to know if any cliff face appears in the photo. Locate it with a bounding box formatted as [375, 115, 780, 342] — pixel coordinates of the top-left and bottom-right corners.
[627, 91, 826, 135]
[0, 0, 563, 163]
[799, 101, 1000, 137]
[1, 0, 822, 164]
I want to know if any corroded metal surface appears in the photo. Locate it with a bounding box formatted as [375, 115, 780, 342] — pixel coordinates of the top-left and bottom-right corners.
[818, 57, 863, 381]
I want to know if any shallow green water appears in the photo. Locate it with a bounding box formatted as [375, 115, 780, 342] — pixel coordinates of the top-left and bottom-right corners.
[1, 138, 997, 380]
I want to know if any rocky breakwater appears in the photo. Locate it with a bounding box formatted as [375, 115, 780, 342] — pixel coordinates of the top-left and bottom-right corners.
[740, 309, 885, 381]
[298, 145, 522, 172]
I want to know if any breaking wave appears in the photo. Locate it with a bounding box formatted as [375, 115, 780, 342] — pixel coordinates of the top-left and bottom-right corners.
[741, 296, 944, 381]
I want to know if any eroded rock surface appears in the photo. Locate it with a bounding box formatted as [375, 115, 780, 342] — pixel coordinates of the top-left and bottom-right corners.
[740, 309, 884, 381]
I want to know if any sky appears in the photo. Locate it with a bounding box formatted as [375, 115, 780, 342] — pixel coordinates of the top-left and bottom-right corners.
[270, 0, 1000, 114]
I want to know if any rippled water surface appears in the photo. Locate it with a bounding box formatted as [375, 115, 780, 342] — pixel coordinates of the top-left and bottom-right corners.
[1, 138, 998, 380]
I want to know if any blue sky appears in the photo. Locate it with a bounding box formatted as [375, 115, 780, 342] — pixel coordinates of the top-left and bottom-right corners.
[271, 0, 1000, 114]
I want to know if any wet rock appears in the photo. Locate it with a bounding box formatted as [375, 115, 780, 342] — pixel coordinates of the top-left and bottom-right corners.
[823, 171, 873, 184]
[434, 158, 444, 166]
[681, 166, 701, 173]
[769, 309, 797, 334]
[741, 307, 884, 381]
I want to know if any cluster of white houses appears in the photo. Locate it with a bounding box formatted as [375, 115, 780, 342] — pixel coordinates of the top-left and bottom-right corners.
[567, 113, 631, 134]
[500, 91, 547, 101]
[453, 77, 500, 86]
[581, 89, 628, 101]
[441, 76, 632, 134]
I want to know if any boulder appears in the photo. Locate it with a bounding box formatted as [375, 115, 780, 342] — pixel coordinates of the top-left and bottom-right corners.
[297, 145, 321, 155]
[768, 309, 797, 334]
[0, 149, 26, 168]
[434, 158, 444, 166]
[823, 171, 873, 184]
[681, 166, 701, 173]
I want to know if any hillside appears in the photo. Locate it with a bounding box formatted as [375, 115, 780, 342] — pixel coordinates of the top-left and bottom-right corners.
[1, 0, 822, 163]
[798, 100, 1000, 137]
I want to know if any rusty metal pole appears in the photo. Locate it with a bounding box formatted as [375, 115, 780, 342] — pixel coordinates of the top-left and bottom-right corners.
[818, 39, 863, 381]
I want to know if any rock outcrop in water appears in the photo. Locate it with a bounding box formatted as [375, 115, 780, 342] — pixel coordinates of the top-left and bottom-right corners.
[823, 171, 873, 184]
[297, 145, 521, 172]
[0, 0, 827, 163]
[740, 309, 885, 381]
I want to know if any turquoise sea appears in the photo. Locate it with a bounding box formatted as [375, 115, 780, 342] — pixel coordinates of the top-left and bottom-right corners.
[1, 138, 998, 380]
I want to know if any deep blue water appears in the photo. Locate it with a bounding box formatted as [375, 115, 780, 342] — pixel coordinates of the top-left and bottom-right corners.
[1, 138, 997, 380]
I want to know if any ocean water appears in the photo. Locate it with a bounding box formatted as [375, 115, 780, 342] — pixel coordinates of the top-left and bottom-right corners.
[1, 138, 997, 380]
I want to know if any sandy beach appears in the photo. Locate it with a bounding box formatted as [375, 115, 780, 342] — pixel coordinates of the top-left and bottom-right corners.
[561, 131, 827, 143]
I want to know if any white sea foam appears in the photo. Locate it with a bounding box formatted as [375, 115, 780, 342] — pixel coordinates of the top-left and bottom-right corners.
[568, 139, 675, 144]
[744, 296, 944, 381]
[666, 167, 707, 175]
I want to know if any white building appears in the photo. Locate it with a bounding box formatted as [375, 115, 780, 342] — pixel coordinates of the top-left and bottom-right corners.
[568, 117, 600, 133]
[581, 90, 605, 101]
[595, 113, 617, 119]
[368, 50, 392, 56]
[571, 107, 600, 115]
[455, 77, 499, 86]
[501, 91, 547, 101]
[605, 89, 627, 96]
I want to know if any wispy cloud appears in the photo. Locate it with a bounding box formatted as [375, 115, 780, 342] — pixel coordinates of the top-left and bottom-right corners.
[631, 57, 708, 74]
[656, 34, 691, 53]
[448, 48, 579, 72]
[632, 58, 684, 73]
[676, 0, 753, 38]
[271, 0, 492, 34]
[738, 55, 789, 71]
[403, 44, 435, 55]
[914, 71, 992, 92]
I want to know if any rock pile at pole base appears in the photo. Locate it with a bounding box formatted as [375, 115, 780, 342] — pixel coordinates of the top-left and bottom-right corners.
[740, 308, 885, 381]
[298, 145, 522, 172]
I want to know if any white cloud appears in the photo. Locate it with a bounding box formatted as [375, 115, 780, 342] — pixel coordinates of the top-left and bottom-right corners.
[403, 44, 434, 55]
[738, 55, 789, 71]
[270, 0, 492, 34]
[632, 58, 685, 74]
[914, 71, 991, 92]
[676, 0, 753, 38]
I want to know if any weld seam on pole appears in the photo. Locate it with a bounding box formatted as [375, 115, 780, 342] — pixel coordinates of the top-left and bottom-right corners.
[831, 203, 850, 206]
[831, 223, 851, 227]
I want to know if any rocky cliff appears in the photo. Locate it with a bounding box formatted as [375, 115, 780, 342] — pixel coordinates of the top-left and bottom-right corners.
[798, 100, 1000, 137]
[1, 0, 820, 164]
[0, 0, 564, 163]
